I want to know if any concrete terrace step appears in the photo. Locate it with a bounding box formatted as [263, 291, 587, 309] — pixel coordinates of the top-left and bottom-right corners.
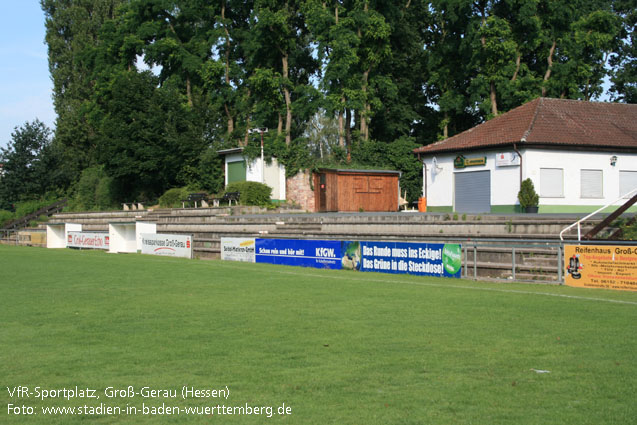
[51, 210, 150, 220]
[45, 209, 604, 243]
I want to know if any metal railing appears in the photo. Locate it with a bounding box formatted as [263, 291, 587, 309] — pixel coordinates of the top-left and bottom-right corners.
[0, 228, 19, 245]
[460, 238, 637, 285]
[559, 188, 637, 241]
[2, 199, 67, 232]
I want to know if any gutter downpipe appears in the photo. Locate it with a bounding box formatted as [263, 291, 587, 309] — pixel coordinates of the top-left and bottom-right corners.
[417, 152, 427, 199]
[513, 142, 523, 201]
[513, 143, 522, 186]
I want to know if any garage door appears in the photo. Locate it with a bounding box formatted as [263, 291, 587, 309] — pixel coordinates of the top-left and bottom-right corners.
[454, 170, 491, 213]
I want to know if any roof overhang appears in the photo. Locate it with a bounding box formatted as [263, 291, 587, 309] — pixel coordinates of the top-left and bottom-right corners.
[217, 147, 244, 155]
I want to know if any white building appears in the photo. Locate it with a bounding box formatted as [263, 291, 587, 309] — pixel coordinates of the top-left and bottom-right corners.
[218, 148, 287, 202]
[413, 98, 637, 213]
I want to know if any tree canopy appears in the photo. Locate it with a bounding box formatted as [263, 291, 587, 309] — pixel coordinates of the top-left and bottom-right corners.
[1, 0, 632, 210]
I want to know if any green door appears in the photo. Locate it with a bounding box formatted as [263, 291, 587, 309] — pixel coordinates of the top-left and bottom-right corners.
[227, 160, 246, 184]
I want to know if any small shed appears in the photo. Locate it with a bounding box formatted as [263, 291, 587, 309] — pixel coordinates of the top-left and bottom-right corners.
[314, 169, 401, 212]
[217, 147, 287, 202]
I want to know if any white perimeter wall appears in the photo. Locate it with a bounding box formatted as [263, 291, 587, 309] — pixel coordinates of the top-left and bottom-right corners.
[422, 149, 637, 209]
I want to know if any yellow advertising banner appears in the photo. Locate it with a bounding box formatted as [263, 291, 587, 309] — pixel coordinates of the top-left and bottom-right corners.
[564, 245, 637, 291]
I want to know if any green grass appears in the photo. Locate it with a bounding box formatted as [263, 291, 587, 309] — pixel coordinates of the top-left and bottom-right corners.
[1, 245, 636, 424]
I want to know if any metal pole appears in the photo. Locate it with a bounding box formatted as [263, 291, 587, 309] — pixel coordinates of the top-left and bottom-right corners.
[557, 245, 563, 284]
[512, 247, 516, 281]
[260, 131, 265, 184]
[464, 245, 467, 278]
[473, 244, 477, 280]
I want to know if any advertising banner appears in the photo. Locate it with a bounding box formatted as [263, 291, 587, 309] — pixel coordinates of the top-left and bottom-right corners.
[221, 238, 256, 262]
[565, 245, 637, 291]
[252, 238, 461, 278]
[255, 239, 341, 269]
[140, 233, 192, 259]
[359, 241, 462, 278]
[67, 232, 109, 250]
[495, 152, 520, 167]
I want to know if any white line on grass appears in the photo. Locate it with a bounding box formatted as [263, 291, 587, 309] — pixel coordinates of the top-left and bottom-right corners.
[212, 262, 637, 306]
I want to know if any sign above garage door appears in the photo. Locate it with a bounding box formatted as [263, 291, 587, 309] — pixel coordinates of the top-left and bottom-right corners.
[454, 155, 487, 169]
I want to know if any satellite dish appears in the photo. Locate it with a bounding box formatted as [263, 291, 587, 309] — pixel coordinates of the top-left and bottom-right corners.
[432, 157, 443, 175]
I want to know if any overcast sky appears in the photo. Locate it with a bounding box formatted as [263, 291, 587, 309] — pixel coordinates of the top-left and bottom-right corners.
[0, 2, 55, 150]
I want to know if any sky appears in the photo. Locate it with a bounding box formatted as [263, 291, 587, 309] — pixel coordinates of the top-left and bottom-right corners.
[0, 2, 55, 150]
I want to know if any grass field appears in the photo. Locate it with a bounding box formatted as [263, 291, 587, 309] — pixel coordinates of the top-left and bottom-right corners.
[1, 244, 636, 424]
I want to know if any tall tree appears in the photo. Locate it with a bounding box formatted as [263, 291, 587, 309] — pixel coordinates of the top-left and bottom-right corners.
[0, 121, 59, 209]
[90, 70, 206, 200]
[369, 1, 434, 144]
[127, 0, 219, 107]
[426, 0, 480, 139]
[610, 0, 637, 102]
[250, 0, 317, 145]
[41, 0, 127, 180]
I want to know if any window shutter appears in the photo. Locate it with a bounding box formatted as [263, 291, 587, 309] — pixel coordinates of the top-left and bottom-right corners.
[581, 170, 603, 198]
[619, 171, 637, 197]
[540, 168, 563, 198]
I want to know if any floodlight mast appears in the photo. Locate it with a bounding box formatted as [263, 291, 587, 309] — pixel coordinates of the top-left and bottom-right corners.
[248, 128, 268, 183]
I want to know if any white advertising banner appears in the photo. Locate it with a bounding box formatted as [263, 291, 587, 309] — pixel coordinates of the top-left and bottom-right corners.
[495, 152, 520, 167]
[221, 238, 256, 262]
[67, 232, 109, 250]
[140, 233, 192, 259]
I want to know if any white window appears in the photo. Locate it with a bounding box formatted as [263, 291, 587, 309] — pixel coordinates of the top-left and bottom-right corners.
[581, 169, 603, 198]
[619, 171, 637, 197]
[540, 168, 564, 198]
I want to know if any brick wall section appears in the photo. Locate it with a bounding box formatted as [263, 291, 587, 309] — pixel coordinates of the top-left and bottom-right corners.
[286, 170, 316, 212]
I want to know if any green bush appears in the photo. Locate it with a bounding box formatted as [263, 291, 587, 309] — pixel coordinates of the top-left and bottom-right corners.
[159, 187, 189, 208]
[518, 178, 539, 208]
[95, 175, 116, 210]
[158, 186, 208, 208]
[224, 181, 272, 206]
[611, 218, 637, 241]
[0, 210, 14, 227]
[68, 166, 117, 211]
[14, 199, 58, 218]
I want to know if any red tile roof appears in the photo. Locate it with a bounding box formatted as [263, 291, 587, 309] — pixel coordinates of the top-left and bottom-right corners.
[413, 98, 637, 155]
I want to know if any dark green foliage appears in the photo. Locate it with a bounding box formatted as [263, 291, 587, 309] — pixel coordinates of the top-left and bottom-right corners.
[41, 0, 128, 183]
[350, 137, 423, 203]
[0, 210, 13, 227]
[224, 181, 272, 206]
[0, 120, 61, 210]
[0, 198, 60, 227]
[13, 199, 57, 219]
[90, 71, 208, 201]
[610, 0, 637, 102]
[68, 166, 117, 211]
[619, 222, 637, 241]
[158, 187, 192, 209]
[518, 178, 540, 208]
[31, 0, 633, 212]
[609, 217, 637, 241]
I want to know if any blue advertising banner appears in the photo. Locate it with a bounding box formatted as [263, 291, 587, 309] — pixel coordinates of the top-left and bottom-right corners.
[252, 238, 461, 278]
[255, 239, 342, 269]
[360, 241, 462, 278]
